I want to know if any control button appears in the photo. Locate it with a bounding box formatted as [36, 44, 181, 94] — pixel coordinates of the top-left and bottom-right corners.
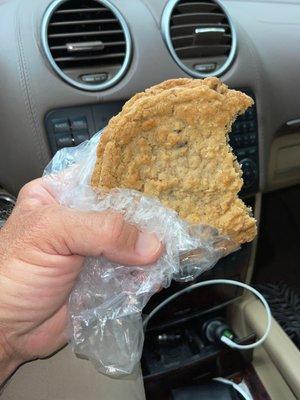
[194, 63, 216, 73]
[73, 132, 90, 146]
[236, 148, 246, 158]
[248, 121, 255, 131]
[232, 122, 240, 133]
[246, 108, 254, 118]
[55, 133, 74, 149]
[70, 116, 88, 131]
[249, 133, 257, 145]
[240, 158, 257, 188]
[80, 73, 108, 83]
[233, 134, 243, 147]
[241, 122, 248, 133]
[241, 113, 248, 121]
[243, 134, 250, 146]
[247, 146, 257, 155]
[52, 118, 70, 133]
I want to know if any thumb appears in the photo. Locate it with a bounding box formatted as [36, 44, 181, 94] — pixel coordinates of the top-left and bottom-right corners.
[35, 206, 163, 266]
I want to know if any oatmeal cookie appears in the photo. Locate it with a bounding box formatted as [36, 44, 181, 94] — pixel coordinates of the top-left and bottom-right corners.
[91, 77, 257, 244]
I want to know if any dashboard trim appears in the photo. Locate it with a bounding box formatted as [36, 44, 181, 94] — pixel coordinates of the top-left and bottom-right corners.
[40, 0, 133, 92]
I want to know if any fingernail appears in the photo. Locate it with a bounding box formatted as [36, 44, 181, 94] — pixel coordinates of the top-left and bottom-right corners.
[135, 231, 162, 259]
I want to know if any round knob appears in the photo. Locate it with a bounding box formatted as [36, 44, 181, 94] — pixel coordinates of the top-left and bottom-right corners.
[240, 158, 257, 188]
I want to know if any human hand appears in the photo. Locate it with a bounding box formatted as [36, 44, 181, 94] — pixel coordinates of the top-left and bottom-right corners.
[0, 179, 162, 383]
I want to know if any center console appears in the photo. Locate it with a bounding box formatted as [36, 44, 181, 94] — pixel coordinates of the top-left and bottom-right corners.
[140, 216, 257, 397]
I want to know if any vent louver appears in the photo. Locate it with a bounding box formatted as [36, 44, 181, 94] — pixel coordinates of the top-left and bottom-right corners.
[41, 0, 132, 91]
[162, 0, 236, 77]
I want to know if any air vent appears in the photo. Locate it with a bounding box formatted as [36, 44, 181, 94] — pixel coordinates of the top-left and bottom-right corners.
[162, 0, 236, 77]
[41, 0, 132, 91]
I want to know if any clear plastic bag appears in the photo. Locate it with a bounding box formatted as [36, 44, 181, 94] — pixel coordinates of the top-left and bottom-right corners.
[43, 130, 238, 377]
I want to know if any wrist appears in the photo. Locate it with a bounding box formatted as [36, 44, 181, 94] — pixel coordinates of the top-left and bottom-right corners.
[0, 332, 21, 385]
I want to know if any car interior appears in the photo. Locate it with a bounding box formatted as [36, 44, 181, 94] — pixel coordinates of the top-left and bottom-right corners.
[0, 0, 299, 399]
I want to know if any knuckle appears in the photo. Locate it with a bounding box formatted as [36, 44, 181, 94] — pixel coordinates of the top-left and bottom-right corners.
[17, 179, 44, 211]
[18, 181, 38, 200]
[18, 198, 35, 211]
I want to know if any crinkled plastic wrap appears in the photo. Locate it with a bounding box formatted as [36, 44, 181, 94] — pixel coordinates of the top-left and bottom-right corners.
[43, 130, 238, 377]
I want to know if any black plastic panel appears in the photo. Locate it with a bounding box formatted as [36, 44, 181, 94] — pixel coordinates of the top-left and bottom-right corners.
[142, 313, 254, 376]
[91, 101, 125, 131]
[229, 100, 259, 196]
[142, 306, 255, 398]
[45, 106, 96, 154]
